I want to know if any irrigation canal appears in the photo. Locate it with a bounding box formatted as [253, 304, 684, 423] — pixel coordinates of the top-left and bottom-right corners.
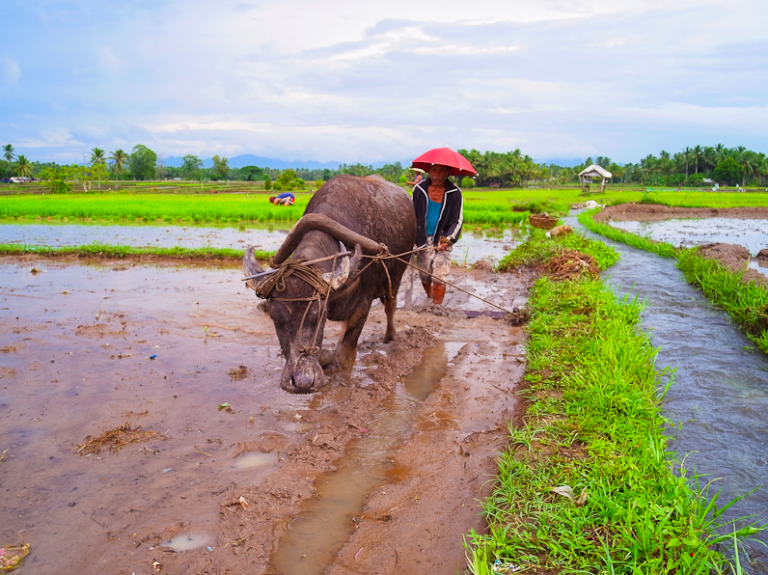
[569, 213, 768, 570]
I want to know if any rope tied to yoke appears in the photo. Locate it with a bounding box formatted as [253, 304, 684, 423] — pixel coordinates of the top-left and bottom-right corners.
[252, 254, 338, 360]
[247, 241, 517, 360]
[253, 258, 329, 301]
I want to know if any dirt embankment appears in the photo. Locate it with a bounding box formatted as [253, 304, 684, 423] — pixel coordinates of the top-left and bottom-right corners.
[593, 203, 768, 223]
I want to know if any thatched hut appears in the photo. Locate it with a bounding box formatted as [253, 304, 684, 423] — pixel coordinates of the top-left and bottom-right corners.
[579, 164, 612, 195]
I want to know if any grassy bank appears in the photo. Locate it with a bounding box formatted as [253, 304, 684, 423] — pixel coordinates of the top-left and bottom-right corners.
[467, 234, 760, 573]
[579, 208, 768, 354]
[0, 243, 275, 261]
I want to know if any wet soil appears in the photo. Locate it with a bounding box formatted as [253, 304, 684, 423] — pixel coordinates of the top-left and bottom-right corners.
[0, 256, 530, 575]
[697, 243, 768, 288]
[593, 203, 768, 223]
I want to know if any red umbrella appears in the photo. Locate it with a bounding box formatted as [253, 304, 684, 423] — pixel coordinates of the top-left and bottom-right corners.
[411, 147, 477, 177]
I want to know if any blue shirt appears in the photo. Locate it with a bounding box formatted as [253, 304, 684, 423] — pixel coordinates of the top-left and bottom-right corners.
[426, 197, 442, 237]
[276, 192, 295, 200]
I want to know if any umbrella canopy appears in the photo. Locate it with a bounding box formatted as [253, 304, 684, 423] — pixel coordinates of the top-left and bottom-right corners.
[411, 147, 477, 177]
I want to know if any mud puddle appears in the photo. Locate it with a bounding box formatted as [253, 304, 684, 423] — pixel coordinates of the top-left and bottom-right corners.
[272, 344, 450, 574]
[0, 222, 522, 265]
[0, 256, 528, 575]
[609, 217, 767, 252]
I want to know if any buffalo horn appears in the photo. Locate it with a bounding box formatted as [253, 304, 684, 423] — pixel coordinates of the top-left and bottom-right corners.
[272, 213, 384, 266]
[243, 246, 266, 291]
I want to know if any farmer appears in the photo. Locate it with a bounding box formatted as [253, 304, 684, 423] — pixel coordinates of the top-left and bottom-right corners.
[412, 164, 463, 305]
[406, 169, 425, 187]
[269, 192, 295, 206]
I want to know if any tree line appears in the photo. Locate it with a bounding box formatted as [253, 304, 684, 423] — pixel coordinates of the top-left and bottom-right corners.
[549, 145, 768, 187]
[3, 142, 767, 190]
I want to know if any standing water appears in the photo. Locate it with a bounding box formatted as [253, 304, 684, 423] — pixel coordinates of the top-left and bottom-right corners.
[570, 214, 768, 570]
[0, 221, 522, 266]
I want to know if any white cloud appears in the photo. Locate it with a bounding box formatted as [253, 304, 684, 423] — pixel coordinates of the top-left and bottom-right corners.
[3, 0, 768, 164]
[2, 57, 21, 84]
[16, 129, 84, 149]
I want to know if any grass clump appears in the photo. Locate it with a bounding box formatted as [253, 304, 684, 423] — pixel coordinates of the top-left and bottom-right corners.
[467, 233, 762, 573]
[0, 243, 274, 261]
[497, 227, 619, 272]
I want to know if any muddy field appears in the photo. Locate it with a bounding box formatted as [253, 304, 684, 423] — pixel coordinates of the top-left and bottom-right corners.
[593, 203, 768, 223]
[0, 256, 530, 575]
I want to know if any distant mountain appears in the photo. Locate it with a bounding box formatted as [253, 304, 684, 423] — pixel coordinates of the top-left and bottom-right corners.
[161, 154, 401, 170]
[535, 157, 585, 167]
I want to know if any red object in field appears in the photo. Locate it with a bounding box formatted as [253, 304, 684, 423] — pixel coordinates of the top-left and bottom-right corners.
[411, 147, 477, 177]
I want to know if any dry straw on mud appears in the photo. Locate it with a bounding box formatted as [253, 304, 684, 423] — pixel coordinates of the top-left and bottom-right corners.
[77, 423, 168, 455]
[544, 250, 600, 280]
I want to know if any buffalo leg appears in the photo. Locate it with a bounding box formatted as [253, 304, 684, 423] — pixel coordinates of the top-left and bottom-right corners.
[382, 294, 397, 343]
[337, 304, 370, 370]
[382, 263, 405, 343]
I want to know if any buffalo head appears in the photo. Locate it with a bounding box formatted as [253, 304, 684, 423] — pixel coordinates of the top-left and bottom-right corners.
[244, 230, 362, 393]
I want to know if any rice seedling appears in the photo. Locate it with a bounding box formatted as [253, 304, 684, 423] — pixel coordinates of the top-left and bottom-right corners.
[0, 242, 274, 261]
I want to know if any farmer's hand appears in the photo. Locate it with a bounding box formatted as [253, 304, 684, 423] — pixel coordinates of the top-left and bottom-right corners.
[436, 237, 450, 252]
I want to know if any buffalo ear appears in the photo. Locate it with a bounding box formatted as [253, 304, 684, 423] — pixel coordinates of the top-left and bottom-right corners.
[326, 241, 351, 290]
[343, 243, 364, 285]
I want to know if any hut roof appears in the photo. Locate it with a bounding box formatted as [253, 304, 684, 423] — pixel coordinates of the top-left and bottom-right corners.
[579, 164, 612, 178]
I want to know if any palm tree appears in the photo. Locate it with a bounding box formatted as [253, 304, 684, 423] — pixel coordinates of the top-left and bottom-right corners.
[109, 149, 128, 188]
[90, 147, 106, 165]
[739, 150, 760, 187]
[714, 143, 726, 163]
[2, 144, 14, 163]
[16, 155, 32, 178]
[692, 145, 702, 173]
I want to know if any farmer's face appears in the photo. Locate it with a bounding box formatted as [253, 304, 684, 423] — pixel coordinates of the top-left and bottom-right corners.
[429, 165, 450, 185]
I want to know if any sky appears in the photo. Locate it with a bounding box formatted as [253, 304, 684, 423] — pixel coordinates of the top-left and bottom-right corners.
[2, 0, 767, 166]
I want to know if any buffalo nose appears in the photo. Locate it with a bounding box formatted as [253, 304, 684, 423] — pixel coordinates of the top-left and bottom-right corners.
[292, 372, 314, 393]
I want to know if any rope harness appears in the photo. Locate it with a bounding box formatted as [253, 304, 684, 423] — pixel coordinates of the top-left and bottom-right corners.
[253, 256, 336, 360]
[245, 234, 518, 363]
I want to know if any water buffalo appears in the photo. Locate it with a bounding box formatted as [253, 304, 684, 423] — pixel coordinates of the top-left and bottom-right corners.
[243, 174, 417, 393]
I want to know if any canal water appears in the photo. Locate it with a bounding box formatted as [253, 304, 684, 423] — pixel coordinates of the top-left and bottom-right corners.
[569, 214, 768, 570]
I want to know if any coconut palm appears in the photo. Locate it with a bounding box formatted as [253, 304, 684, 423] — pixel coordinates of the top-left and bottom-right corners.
[16, 155, 32, 178]
[692, 145, 702, 174]
[738, 150, 760, 187]
[90, 147, 106, 165]
[108, 149, 128, 188]
[2, 144, 14, 163]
